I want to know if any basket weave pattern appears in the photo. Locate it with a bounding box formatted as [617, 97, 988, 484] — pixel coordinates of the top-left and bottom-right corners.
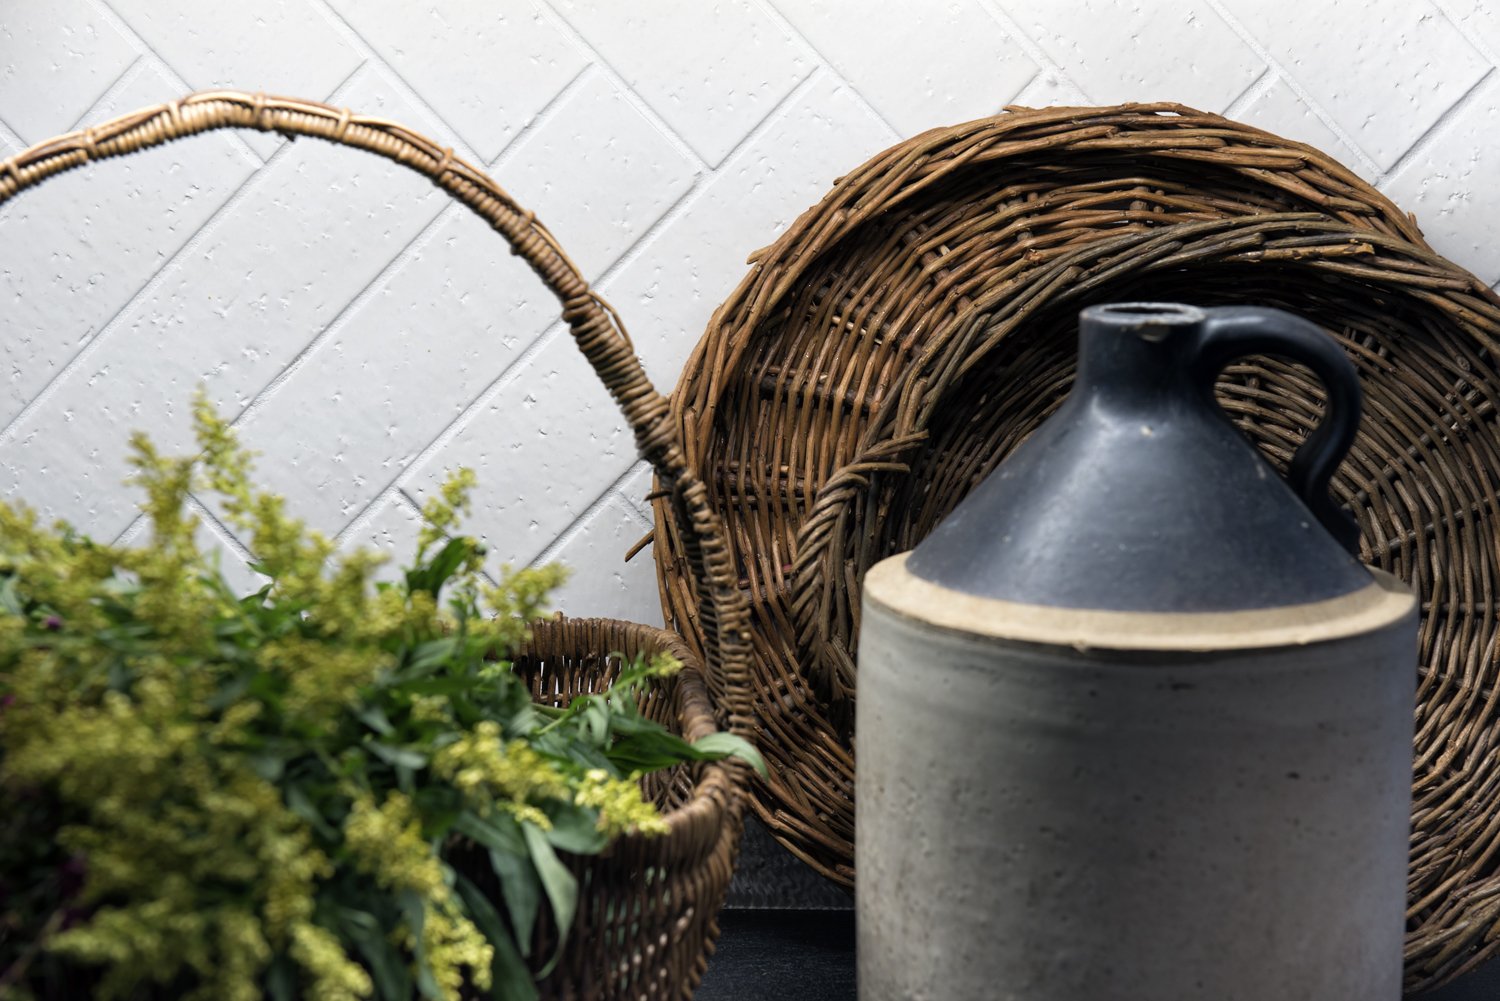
[652, 104, 1500, 991]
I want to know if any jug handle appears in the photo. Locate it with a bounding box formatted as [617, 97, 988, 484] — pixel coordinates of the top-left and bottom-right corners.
[1189, 306, 1363, 556]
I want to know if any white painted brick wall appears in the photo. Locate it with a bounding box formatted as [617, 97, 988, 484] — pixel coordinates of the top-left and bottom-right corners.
[2, 0, 1497, 627]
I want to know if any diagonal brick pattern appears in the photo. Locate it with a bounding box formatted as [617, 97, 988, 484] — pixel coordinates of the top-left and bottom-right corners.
[1, 0, 1496, 631]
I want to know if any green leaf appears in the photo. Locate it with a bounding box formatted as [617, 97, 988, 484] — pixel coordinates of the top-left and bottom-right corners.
[402, 676, 480, 697]
[406, 638, 459, 674]
[487, 847, 541, 957]
[599, 711, 668, 737]
[528, 729, 614, 774]
[0, 574, 23, 615]
[264, 953, 297, 1001]
[407, 538, 475, 597]
[455, 872, 537, 1001]
[354, 704, 395, 736]
[341, 907, 413, 1001]
[522, 821, 577, 977]
[366, 742, 429, 770]
[206, 672, 253, 711]
[248, 752, 287, 782]
[452, 812, 526, 855]
[604, 729, 705, 774]
[583, 700, 610, 746]
[542, 801, 609, 855]
[285, 784, 338, 841]
[692, 732, 769, 777]
[399, 889, 443, 1001]
[412, 786, 465, 838]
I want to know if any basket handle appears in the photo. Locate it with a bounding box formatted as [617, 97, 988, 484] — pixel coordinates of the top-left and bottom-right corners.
[0, 90, 752, 741]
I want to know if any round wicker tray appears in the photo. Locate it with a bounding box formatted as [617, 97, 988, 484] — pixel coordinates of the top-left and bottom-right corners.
[650, 104, 1500, 993]
[0, 91, 754, 1001]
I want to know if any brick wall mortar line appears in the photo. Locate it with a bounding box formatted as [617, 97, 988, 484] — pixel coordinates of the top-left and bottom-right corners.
[1429, 0, 1497, 67]
[66, 53, 148, 131]
[1203, 0, 1383, 177]
[228, 202, 465, 432]
[335, 486, 424, 555]
[333, 321, 569, 546]
[753, 0, 903, 139]
[529, 471, 654, 571]
[485, 60, 599, 175]
[534, 0, 721, 174]
[592, 65, 828, 297]
[0, 133, 306, 450]
[1375, 67, 1498, 192]
[185, 495, 257, 563]
[385, 487, 508, 589]
[611, 472, 658, 534]
[1220, 64, 1280, 121]
[112, 494, 248, 558]
[307, 0, 489, 167]
[0, 114, 27, 155]
[973, 0, 1094, 104]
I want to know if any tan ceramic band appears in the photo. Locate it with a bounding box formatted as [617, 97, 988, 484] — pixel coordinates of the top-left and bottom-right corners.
[864, 552, 1416, 652]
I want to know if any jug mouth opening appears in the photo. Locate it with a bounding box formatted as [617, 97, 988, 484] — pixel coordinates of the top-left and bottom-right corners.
[1085, 302, 1205, 339]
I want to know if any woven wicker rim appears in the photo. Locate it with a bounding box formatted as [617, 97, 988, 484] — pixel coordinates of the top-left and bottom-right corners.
[519, 616, 735, 858]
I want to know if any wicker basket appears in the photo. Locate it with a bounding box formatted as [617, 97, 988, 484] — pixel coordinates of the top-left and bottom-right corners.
[465, 616, 740, 998]
[0, 91, 753, 1001]
[650, 104, 1500, 993]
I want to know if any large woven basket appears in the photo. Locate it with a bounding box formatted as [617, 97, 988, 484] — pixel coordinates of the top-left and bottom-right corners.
[650, 105, 1500, 993]
[0, 91, 753, 1001]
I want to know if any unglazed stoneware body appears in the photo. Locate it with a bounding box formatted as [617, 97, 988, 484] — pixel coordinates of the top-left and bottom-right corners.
[857, 559, 1416, 1001]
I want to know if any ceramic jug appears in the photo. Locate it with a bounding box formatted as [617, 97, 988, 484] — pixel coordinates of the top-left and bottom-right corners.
[857, 303, 1417, 1001]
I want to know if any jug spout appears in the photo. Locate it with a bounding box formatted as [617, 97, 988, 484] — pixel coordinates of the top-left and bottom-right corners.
[1074, 302, 1204, 412]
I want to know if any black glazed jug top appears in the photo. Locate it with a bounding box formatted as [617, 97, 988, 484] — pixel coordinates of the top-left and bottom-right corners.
[905, 302, 1374, 613]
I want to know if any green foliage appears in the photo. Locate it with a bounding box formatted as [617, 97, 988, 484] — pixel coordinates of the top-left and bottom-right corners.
[0, 393, 762, 1001]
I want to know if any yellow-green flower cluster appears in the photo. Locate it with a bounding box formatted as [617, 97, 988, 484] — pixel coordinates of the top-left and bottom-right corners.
[344, 793, 492, 999]
[574, 769, 670, 837]
[417, 468, 479, 560]
[2, 680, 338, 1001]
[476, 564, 570, 653]
[289, 922, 373, 1001]
[0, 395, 474, 1000]
[638, 652, 684, 680]
[430, 723, 669, 837]
[417, 898, 494, 999]
[344, 792, 447, 897]
[432, 721, 570, 825]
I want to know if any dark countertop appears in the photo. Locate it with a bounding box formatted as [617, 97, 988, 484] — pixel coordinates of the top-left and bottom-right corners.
[697, 911, 855, 1001]
[697, 908, 1500, 1001]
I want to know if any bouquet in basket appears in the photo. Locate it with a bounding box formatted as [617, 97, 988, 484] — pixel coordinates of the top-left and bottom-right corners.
[0, 394, 760, 1001]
